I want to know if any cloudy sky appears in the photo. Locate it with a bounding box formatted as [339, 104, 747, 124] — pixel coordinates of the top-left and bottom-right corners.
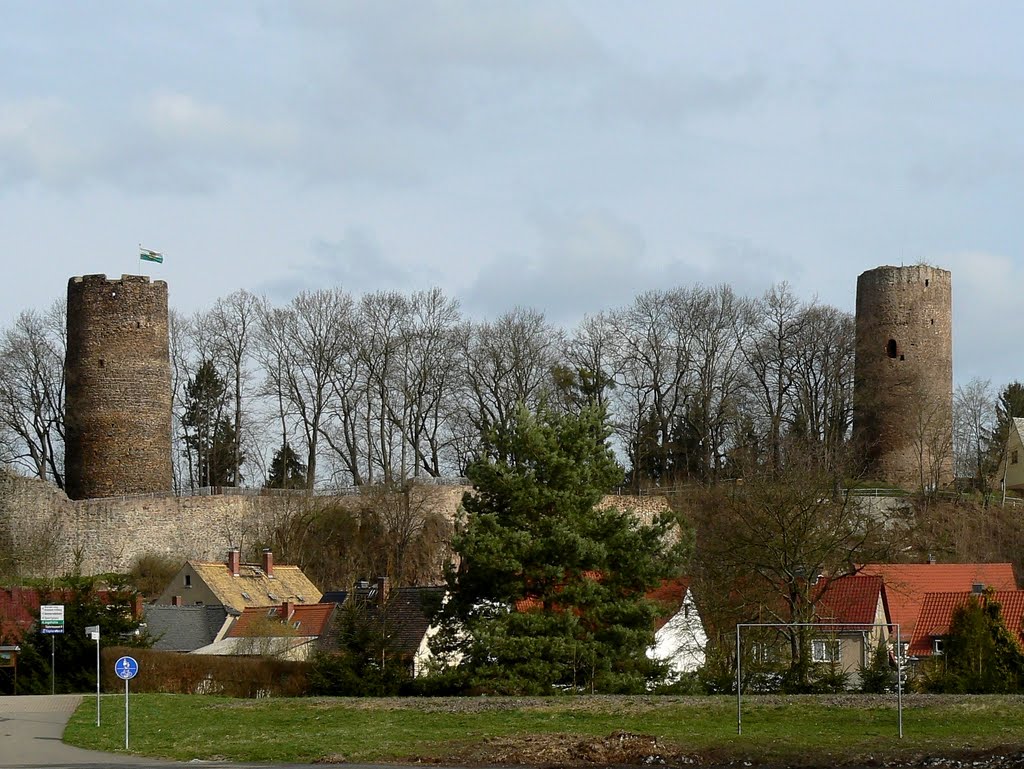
[1, 2, 1021, 386]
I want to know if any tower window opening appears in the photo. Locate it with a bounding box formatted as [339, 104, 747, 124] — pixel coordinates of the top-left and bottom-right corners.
[886, 339, 898, 359]
[900, 354, 905, 361]
[98, 359, 104, 368]
[925, 278, 930, 287]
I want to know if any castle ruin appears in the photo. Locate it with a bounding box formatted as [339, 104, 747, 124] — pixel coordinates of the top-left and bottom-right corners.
[853, 264, 953, 489]
[64, 274, 173, 500]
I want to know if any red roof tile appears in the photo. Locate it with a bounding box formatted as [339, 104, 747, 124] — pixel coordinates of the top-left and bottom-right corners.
[227, 602, 335, 638]
[0, 587, 41, 642]
[859, 563, 1017, 640]
[908, 590, 1024, 657]
[814, 575, 886, 626]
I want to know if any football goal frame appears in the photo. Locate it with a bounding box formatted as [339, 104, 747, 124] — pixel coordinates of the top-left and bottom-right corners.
[735, 622, 903, 738]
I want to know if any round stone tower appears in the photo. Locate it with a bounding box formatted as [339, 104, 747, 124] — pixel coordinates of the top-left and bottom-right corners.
[853, 264, 953, 490]
[65, 274, 172, 500]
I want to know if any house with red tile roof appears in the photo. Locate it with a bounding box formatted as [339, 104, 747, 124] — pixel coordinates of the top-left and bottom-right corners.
[514, 574, 707, 678]
[0, 586, 143, 643]
[858, 562, 1018, 652]
[193, 601, 337, 661]
[908, 590, 1024, 658]
[809, 574, 891, 679]
[646, 577, 706, 677]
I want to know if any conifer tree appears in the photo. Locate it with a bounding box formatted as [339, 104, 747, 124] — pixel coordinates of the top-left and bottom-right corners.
[437, 403, 687, 694]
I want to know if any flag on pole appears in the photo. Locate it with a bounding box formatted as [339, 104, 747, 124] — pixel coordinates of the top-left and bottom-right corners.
[140, 248, 164, 264]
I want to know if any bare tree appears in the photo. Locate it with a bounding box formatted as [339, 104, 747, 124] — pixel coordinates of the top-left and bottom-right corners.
[610, 289, 693, 488]
[789, 305, 855, 472]
[0, 303, 66, 487]
[282, 289, 354, 489]
[206, 290, 262, 486]
[738, 283, 806, 473]
[463, 308, 562, 440]
[954, 377, 995, 491]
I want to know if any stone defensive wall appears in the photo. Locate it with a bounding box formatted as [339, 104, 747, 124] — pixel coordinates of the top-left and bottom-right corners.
[0, 470, 671, 578]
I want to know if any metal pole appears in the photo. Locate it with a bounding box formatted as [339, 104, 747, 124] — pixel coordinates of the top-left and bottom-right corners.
[50, 636, 54, 695]
[896, 624, 903, 739]
[95, 637, 100, 727]
[124, 678, 129, 750]
[736, 624, 742, 735]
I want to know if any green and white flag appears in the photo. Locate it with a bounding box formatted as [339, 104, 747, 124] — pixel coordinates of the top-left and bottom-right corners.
[140, 248, 164, 264]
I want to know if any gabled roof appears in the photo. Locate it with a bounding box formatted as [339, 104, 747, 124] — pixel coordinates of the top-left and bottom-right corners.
[321, 585, 446, 657]
[513, 576, 695, 632]
[908, 590, 1024, 657]
[143, 605, 232, 652]
[814, 574, 887, 627]
[858, 563, 1017, 639]
[189, 561, 321, 611]
[227, 602, 335, 639]
[646, 577, 694, 631]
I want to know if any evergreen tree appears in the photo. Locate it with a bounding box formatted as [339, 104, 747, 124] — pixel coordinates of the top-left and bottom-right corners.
[308, 597, 407, 696]
[986, 381, 1024, 478]
[13, 577, 148, 694]
[925, 593, 1024, 693]
[437, 403, 688, 694]
[265, 442, 307, 489]
[182, 359, 243, 487]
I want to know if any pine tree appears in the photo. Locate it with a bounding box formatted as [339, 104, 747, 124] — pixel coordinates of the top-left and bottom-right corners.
[437, 403, 688, 694]
[265, 442, 307, 489]
[182, 359, 243, 487]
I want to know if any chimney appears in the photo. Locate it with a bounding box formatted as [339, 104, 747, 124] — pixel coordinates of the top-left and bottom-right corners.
[262, 548, 274, 578]
[227, 548, 241, 576]
[377, 576, 389, 607]
[927, 553, 936, 564]
[171, 595, 182, 606]
[281, 600, 294, 620]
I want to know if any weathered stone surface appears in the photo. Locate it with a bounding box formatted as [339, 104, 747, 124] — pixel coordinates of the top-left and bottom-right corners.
[0, 470, 670, 579]
[64, 274, 172, 500]
[853, 265, 953, 488]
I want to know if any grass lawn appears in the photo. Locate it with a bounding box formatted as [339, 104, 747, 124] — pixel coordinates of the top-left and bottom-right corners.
[63, 693, 1024, 765]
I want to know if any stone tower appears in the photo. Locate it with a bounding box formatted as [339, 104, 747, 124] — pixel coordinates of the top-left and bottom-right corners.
[853, 264, 953, 489]
[65, 274, 172, 500]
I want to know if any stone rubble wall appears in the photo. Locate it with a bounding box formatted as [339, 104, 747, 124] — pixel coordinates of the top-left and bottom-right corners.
[0, 470, 672, 579]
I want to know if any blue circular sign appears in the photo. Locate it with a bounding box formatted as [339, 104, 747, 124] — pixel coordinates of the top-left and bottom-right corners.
[114, 655, 138, 680]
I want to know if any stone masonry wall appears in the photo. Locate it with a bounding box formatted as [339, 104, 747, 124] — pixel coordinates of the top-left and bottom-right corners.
[0, 470, 671, 581]
[853, 265, 954, 488]
[65, 274, 173, 500]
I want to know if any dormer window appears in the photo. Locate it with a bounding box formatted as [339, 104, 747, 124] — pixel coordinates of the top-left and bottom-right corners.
[932, 638, 944, 655]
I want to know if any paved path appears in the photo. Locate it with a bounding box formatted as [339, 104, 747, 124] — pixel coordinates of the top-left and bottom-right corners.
[0, 694, 144, 767]
[0, 694, 390, 768]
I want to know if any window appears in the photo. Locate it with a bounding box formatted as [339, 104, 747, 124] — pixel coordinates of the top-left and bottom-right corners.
[932, 638, 944, 655]
[1012, 450, 1019, 466]
[184, 574, 191, 588]
[812, 638, 840, 663]
[886, 339, 898, 359]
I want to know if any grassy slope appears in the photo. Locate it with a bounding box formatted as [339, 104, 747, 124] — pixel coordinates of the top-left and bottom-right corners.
[63, 694, 1024, 765]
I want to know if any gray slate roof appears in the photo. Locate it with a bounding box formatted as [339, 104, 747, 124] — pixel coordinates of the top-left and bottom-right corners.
[143, 604, 232, 652]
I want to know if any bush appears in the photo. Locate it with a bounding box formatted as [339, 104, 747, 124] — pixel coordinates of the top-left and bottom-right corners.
[101, 646, 309, 697]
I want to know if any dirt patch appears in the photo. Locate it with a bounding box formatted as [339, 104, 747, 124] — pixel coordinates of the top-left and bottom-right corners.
[441, 730, 696, 767]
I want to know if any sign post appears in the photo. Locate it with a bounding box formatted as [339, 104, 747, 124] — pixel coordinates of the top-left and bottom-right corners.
[85, 626, 100, 726]
[40, 605, 64, 695]
[114, 656, 138, 750]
